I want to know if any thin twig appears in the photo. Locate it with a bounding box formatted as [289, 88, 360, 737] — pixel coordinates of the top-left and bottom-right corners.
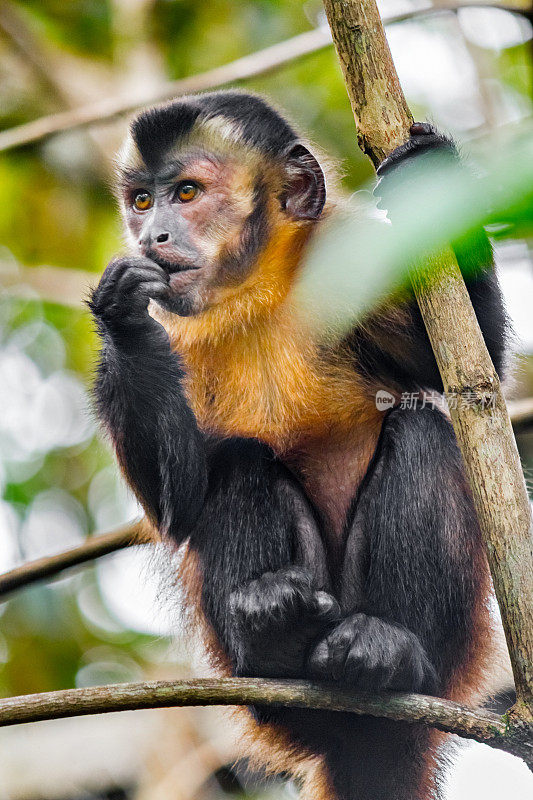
[0, 3, 528, 153]
[0, 522, 151, 599]
[0, 2, 71, 107]
[0, 27, 332, 152]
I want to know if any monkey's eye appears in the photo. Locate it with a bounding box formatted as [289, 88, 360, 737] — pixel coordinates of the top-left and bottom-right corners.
[175, 182, 199, 203]
[133, 190, 153, 212]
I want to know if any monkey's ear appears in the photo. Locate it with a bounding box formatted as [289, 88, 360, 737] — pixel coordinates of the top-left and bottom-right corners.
[281, 143, 326, 221]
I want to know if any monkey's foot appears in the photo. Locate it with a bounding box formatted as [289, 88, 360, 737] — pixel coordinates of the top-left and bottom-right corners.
[307, 612, 438, 693]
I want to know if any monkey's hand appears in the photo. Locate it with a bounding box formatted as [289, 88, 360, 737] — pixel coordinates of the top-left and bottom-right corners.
[89, 256, 170, 340]
[228, 567, 340, 679]
[377, 122, 456, 176]
[307, 613, 438, 694]
[375, 122, 458, 212]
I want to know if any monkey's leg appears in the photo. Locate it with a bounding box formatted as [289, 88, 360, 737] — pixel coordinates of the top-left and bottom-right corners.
[189, 437, 339, 679]
[189, 439, 348, 800]
[307, 406, 491, 800]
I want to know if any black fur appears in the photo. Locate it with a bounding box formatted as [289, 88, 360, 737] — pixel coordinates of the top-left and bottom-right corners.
[376, 123, 457, 176]
[347, 268, 507, 391]
[89, 256, 207, 534]
[188, 436, 336, 675]
[131, 90, 298, 170]
[90, 102, 508, 800]
[132, 103, 202, 171]
[342, 406, 483, 688]
[316, 406, 487, 800]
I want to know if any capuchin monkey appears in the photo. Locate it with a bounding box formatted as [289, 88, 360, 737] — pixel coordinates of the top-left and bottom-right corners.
[89, 90, 509, 800]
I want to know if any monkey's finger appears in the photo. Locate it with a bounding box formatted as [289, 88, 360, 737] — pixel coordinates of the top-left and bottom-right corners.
[312, 591, 341, 624]
[393, 651, 438, 695]
[410, 122, 435, 137]
[307, 639, 340, 680]
[147, 283, 171, 300]
[344, 644, 393, 690]
[307, 632, 349, 681]
[116, 267, 169, 294]
[420, 663, 439, 695]
[138, 281, 170, 301]
[111, 255, 165, 273]
[99, 256, 154, 289]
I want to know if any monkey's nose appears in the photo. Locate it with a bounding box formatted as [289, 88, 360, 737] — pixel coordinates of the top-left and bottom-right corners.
[138, 231, 171, 253]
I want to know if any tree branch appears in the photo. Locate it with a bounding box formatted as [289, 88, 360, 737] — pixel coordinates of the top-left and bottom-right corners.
[0, 522, 151, 599]
[412, 257, 533, 716]
[0, 677, 507, 739]
[3, 677, 532, 763]
[0, 3, 528, 154]
[322, 0, 533, 724]
[0, 26, 332, 153]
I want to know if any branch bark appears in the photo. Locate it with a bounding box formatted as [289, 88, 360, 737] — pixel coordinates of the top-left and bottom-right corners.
[322, 0, 533, 723]
[412, 255, 533, 715]
[0, 3, 527, 153]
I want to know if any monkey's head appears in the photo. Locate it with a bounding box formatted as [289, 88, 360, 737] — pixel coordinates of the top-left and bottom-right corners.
[116, 91, 326, 318]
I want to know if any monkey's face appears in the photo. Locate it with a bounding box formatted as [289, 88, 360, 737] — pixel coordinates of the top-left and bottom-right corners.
[117, 107, 326, 318]
[119, 144, 267, 316]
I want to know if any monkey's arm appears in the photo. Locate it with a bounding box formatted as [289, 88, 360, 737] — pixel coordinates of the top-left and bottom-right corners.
[90, 258, 338, 673]
[309, 406, 486, 696]
[348, 124, 507, 392]
[89, 257, 207, 537]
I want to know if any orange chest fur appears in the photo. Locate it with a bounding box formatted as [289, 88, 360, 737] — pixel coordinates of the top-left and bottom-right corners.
[174, 322, 375, 448]
[170, 318, 383, 536]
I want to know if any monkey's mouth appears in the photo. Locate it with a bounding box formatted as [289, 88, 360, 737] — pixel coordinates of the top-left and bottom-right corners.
[150, 254, 201, 275]
[147, 254, 203, 294]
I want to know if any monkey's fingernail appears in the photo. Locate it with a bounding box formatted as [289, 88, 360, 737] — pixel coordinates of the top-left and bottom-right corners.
[410, 122, 428, 135]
